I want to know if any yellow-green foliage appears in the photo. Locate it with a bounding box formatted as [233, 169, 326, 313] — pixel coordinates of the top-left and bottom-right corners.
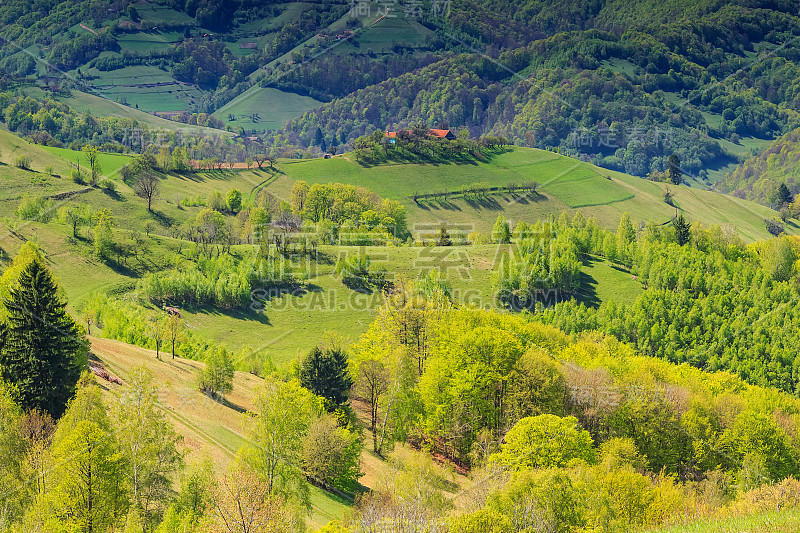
[490, 414, 596, 469]
[349, 294, 800, 532]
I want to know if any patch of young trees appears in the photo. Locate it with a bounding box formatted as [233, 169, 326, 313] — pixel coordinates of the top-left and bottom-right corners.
[537, 212, 800, 394]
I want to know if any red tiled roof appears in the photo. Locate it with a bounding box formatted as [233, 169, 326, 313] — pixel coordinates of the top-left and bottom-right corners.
[428, 129, 453, 138]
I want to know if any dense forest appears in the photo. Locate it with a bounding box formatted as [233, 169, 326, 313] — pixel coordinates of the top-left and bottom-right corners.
[480, 211, 800, 393]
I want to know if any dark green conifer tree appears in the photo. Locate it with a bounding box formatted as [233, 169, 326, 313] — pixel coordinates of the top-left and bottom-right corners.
[777, 183, 793, 206]
[299, 347, 353, 409]
[668, 154, 682, 185]
[673, 214, 691, 246]
[0, 260, 87, 418]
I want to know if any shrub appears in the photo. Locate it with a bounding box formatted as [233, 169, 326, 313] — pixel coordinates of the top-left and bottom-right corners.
[490, 414, 596, 469]
[226, 188, 242, 213]
[71, 169, 85, 185]
[15, 194, 53, 222]
[197, 349, 234, 398]
[14, 155, 31, 169]
[44, 164, 54, 176]
[99, 179, 117, 192]
[208, 190, 226, 212]
[765, 218, 784, 236]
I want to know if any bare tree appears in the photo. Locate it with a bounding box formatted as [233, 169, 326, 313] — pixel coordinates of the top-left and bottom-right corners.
[166, 313, 183, 359]
[271, 211, 301, 253]
[150, 314, 165, 359]
[134, 171, 160, 212]
[210, 470, 297, 533]
[354, 359, 390, 454]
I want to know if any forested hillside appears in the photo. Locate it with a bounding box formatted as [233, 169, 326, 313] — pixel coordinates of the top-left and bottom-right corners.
[719, 126, 800, 209]
[2, 0, 800, 181]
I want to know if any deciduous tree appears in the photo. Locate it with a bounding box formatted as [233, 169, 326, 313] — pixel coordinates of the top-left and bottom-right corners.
[135, 171, 160, 212]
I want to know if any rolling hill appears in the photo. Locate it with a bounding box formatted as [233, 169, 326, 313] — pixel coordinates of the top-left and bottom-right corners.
[265, 147, 797, 242]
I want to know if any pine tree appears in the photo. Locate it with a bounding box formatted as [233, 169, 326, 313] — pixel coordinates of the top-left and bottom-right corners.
[673, 214, 691, 246]
[299, 347, 353, 409]
[777, 183, 793, 206]
[668, 154, 682, 185]
[0, 259, 87, 418]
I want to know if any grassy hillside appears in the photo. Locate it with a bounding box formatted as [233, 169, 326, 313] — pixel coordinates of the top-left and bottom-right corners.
[0, 131, 788, 367]
[0, 207, 639, 367]
[213, 87, 322, 131]
[89, 336, 353, 529]
[261, 147, 797, 242]
[644, 508, 800, 533]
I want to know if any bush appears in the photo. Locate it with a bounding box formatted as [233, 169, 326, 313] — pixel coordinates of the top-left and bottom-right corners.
[490, 414, 596, 469]
[197, 349, 234, 398]
[71, 169, 85, 185]
[226, 188, 242, 213]
[208, 190, 226, 212]
[469, 231, 490, 245]
[15, 194, 53, 222]
[765, 218, 785, 236]
[99, 179, 117, 192]
[14, 155, 31, 169]
[301, 414, 363, 490]
[44, 164, 54, 176]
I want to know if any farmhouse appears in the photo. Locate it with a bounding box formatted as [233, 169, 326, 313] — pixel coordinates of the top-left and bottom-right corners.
[384, 128, 456, 143]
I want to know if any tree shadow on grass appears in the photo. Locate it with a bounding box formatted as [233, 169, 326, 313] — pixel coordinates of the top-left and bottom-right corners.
[102, 188, 125, 201]
[187, 305, 273, 326]
[575, 259, 601, 309]
[104, 259, 140, 278]
[500, 191, 548, 205]
[464, 196, 503, 210]
[150, 209, 174, 228]
[207, 392, 248, 413]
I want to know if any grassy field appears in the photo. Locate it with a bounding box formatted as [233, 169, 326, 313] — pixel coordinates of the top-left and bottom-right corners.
[134, 2, 198, 26]
[643, 508, 800, 532]
[0, 129, 76, 177]
[213, 87, 322, 131]
[82, 66, 205, 112]
[0, 133, 795, 366]
[116, 31, 183, 53]
[39, 146, 133, 179]
[577, 257, 642, 307]
[334, 16, 434, 54]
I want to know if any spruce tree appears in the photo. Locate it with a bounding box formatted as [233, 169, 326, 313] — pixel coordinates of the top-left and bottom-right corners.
[0, 259, 87, 418]
[668, 153, 682, 185]
[299, 347, 353, 409]
[673, 214, 691, 246]
[777, 183, 793, 206]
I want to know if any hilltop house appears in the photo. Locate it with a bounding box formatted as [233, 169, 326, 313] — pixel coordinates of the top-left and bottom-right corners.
[385, 128, 456, 143]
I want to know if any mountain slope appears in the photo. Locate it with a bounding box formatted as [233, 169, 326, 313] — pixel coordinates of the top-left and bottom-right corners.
[718, 127, 800, 207]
